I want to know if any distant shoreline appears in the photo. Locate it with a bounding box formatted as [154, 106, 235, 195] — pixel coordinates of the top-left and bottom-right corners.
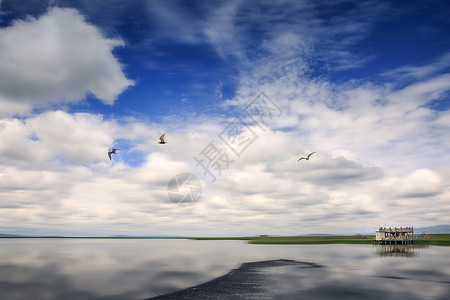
[1, 234, 449, 245]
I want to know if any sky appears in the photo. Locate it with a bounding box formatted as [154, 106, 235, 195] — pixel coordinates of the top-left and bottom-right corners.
[0, 0, 449, 236]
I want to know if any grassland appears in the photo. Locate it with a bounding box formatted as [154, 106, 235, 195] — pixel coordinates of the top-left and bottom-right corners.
[192, 235, 375, 244]
[413, 234, 450, 246]
[248, 235, 376, 245]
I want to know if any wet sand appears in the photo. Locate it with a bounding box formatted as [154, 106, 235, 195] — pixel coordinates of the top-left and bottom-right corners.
[148, 259, 322, 300]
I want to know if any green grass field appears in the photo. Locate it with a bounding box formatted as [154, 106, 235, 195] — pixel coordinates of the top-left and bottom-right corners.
[246, 235, 376, 245]
[414, 234, 450, 246]
[246, 234, 450, 246]
[191, 235, 375, 244]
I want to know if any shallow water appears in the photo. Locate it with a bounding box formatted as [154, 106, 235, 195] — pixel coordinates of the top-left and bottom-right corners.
[0, 239, 449, 299]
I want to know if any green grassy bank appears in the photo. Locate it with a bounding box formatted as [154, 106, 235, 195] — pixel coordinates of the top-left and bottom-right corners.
[246, 235, 376, 245]
[245, 234, 450, 246]
[191, 235, 375, 244]
[413, 234, 450, 246]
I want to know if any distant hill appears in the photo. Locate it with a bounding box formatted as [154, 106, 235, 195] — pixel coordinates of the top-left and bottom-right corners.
[418, 225, 450, 234]
[0, 233, 22, 237]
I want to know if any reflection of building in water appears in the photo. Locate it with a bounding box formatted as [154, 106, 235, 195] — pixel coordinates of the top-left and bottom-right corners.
[374, 244, 429, 257]
[375, 227, 414, 244]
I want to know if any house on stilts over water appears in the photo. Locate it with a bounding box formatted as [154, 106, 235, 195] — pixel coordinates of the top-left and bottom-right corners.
[375, 227, 414, 244]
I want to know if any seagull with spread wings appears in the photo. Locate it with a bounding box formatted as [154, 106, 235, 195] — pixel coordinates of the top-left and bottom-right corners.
[159, 133, 167, 144]
[298, 152, 316, 162]
[108, 148, 120, 160]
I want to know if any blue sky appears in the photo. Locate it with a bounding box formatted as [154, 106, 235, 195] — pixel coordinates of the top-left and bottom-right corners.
[0, 0, 449, 236]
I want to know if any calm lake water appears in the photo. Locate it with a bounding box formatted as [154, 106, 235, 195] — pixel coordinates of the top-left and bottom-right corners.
[0, 239, 449, 299]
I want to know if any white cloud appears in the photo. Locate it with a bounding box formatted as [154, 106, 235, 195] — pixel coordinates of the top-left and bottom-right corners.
[383, 169, 445, 199]
[0, 107, 391, 235]
[0, 110, 114, 166]
[381, 51, 450, 79]
[199, 0, 389, 76]
[0, 7, 134, 116]
[26, 110, 114, 164]
[228, 65, 450, 175]
[0, 103, 449, 235]
[146, 0, 205, 44]
[203, 0, 245, 62]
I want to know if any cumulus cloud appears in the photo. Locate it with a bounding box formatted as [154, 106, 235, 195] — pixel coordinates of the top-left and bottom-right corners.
[0, 104, 448, 235]
[27, 110, 114, 164]
[297, 156, 383, 187]
[0, 110, 114, 166]
[0, 105, 393, 235]
[0, 7, 134, 115]
[383, 169, 445, 199]
[226, 66, 450, 177]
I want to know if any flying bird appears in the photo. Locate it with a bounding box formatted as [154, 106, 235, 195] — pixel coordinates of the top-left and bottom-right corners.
[298, 152, 316, 162]
[108, 148, 120, 160]
[159, 133, 167, 144]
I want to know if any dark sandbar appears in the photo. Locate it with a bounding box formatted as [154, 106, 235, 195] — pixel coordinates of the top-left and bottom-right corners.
[148, 259, 322, 300]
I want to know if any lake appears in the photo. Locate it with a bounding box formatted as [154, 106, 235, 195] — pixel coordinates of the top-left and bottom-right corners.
[0, 239, 449, 299]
